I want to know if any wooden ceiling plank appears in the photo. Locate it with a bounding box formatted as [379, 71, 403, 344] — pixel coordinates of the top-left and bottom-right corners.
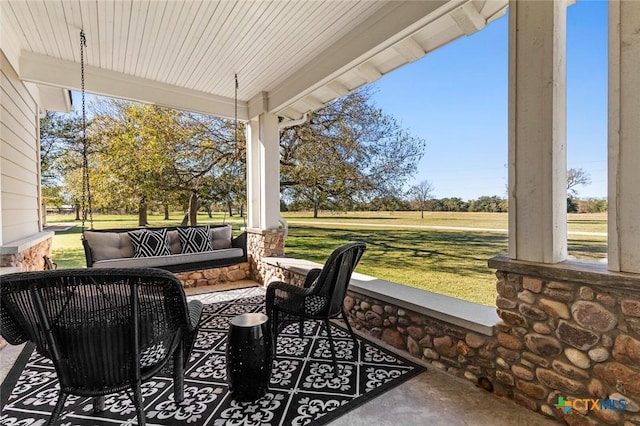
[189, 0, 241, 93]
[9, 2, 45, 54]
[130, 0, 152, 77]
[237, 1, 313, 96]
[201, 1, 255, 94]
[40, 1, 66, 59]
[150, 1, 189, 82]
[76, 0, 99, 69]
[182, 1, 232, 91]
[163, 1, 205, 82]
[1, 3, 31, 56]
[138, 1, 168, 80]
[147, 1, 177, 80]
[119, 1, 133, 74]
[232, 1, 297, 96]
[201, 2, 273, 96]
[99, 0, 114, 70]
[59, 1, 81, 64]
[257, 2, 368, 96]
[166, 1, 215, 87]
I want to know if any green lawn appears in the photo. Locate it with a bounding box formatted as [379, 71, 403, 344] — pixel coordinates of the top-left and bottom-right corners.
[47, 211, 607, 307]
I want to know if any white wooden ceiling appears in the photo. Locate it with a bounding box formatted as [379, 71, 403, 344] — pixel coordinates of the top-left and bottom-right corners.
[1, 0, 507, 120]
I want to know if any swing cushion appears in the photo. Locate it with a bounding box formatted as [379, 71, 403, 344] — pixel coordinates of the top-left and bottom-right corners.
[83, 225, 246, 273]
[84, 231, 135, 261]
[128, 229, 172, 258]
[210, 226, 233, 249]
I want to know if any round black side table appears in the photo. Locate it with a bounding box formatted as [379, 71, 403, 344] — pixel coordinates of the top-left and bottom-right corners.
[226, 312, 272, 402]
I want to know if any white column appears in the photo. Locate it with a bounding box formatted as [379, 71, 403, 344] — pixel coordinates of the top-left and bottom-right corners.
[246, 112, 281, 230]
[246, 117, 261, 229]
[508, 0, 568, 263]
[608, 0, 640, 273]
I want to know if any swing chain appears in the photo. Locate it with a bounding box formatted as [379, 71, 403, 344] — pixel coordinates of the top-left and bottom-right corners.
[80, 30, 94, 232]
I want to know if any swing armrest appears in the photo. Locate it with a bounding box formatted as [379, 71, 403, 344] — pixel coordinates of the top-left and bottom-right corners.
[83, 237, 95, 267]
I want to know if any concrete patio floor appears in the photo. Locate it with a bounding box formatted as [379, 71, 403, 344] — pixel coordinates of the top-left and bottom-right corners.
[0, 282, 561, 425]
[330, 366, 560, 426]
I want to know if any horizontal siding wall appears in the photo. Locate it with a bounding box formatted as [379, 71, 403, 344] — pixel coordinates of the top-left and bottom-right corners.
[1, 51, 40, 244]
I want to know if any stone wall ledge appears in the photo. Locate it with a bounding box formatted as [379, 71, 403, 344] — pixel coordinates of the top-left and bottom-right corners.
[264, 256, 499, 336]
[488, 255, 640, 292]
[0, 231, 54, 255]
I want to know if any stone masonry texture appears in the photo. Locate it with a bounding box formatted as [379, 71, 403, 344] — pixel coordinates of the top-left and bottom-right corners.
[340, 269, 640, 425]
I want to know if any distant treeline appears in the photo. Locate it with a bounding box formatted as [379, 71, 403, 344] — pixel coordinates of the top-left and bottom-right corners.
[283, 195, 607, 214]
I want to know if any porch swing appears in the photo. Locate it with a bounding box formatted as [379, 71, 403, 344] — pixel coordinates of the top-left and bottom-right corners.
[78, 31, 247, 273]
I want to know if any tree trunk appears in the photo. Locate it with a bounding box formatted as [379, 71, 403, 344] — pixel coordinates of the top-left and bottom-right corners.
[227, 198, 234, 217]
[164, 204, 170, 220]
[180, 213, 189, 226]
[205, 204, 212, 218]
[421, 208, 424, 219]
[313, 199, 319, 218]
[75, 202, 81, 221]
[138, 196, 148, 226]
[188, 192, 200, 226]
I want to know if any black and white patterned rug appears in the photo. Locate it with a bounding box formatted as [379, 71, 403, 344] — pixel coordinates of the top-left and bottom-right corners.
[0, 287, 424, 425]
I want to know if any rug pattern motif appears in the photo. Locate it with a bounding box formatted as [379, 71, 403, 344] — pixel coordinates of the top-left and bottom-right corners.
[0, 287, 423, 426]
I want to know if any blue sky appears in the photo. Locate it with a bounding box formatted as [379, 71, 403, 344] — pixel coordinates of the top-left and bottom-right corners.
[371, 0, 608, 201]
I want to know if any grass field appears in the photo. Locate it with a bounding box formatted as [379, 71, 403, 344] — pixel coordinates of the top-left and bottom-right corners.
[46, 211, 607, 307]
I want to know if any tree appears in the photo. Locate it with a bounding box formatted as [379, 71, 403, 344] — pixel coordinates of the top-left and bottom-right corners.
[280, 88, 425, 217]
[468, 195, 507, 212]
[39, 112, 84, 213]
[89, 100, 239, 226]
[567, 168, 591, 197]
[409, 180, 434, 218]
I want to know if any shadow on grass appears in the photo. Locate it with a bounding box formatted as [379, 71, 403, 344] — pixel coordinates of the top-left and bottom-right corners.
[286, 226, 508, 279]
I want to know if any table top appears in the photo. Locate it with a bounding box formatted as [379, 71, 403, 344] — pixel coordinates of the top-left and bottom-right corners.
[230, 312, 268, 328]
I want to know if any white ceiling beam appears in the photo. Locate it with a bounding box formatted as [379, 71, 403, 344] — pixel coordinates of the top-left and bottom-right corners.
[393, 37, 425, 62]
[299, 95, 325, 111]
[356, 63, 383, 82]
[18, 51, 249, 120]
[326, 80, 350, 98]
[248, 92, 268, 120]
[450, 2, 486, 35]
[268, 0, 453, 115]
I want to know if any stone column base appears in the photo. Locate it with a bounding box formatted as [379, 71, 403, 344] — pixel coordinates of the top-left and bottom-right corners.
[246, 228, 285, 285]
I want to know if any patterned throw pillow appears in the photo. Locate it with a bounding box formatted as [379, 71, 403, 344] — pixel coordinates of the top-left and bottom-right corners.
[177, 226, 213, 254]
[128, 229, 172, 258]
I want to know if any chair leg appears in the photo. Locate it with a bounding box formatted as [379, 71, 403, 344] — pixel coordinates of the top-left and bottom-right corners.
[93, 395, 106, 413]
[173, 344, 185, 403]
[46, 391, 68, 426]
[324, 319, 339, 376]
[132, 383, 146, 426]
[271, 310, 279, 356]
[341, 308, 359, 356]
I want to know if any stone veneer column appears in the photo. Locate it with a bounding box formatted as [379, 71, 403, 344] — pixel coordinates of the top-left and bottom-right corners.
[489, 256, 640, 425]
[246, 228, 285, 285]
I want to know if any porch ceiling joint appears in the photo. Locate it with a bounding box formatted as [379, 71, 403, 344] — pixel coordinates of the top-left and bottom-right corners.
[450, 2, 486, 35]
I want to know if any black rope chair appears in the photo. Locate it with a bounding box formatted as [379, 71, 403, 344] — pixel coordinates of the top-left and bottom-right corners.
[266, 242, 366, 375]
[0, 268, 203, 426]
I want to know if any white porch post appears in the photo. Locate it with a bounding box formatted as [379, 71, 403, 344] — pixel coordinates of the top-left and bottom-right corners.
[246, 110, 284, 284]
[246, 112, 281, 230]
[507, 0, 568, 263]
[608, 0, 640, 273]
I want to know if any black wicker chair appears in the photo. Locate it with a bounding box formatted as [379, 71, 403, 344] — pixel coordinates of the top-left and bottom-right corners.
[0, 268, 203, 426]
[266, 242, 366, 375]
